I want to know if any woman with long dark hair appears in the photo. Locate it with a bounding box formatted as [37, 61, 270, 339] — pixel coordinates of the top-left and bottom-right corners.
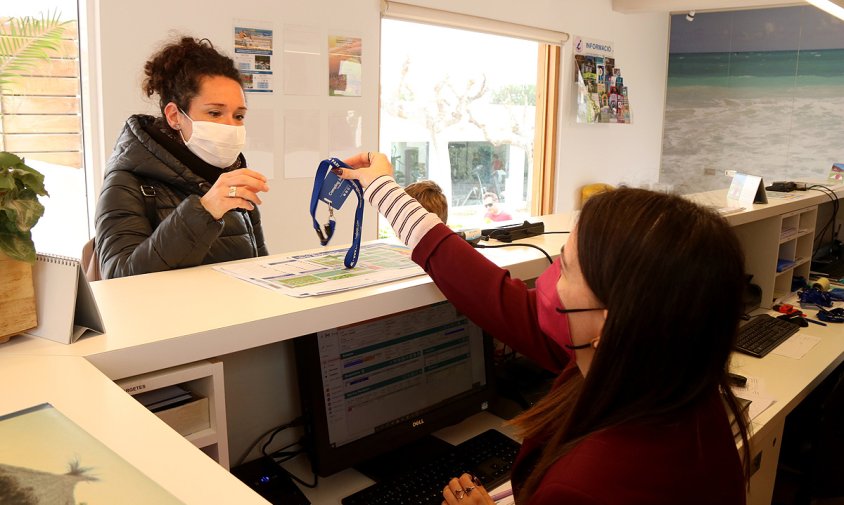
[335, 152, 750, 505]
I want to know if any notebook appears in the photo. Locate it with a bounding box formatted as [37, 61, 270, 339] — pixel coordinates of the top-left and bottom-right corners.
[23, 253, 105, 344]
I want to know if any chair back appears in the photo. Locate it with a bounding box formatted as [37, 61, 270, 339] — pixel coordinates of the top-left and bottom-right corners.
[81, 238, 101, 282]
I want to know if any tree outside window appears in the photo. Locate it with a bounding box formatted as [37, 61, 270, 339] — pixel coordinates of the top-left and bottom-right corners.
[380, 19, 539, 231]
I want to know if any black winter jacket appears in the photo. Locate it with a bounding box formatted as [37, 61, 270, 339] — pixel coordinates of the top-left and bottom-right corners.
[95, 115, 268, 279]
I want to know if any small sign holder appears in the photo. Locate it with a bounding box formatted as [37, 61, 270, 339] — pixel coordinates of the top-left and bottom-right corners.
[727, 173, 768, 205]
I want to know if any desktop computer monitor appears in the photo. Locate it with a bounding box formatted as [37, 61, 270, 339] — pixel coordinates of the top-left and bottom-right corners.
[294, 301, 495, 477]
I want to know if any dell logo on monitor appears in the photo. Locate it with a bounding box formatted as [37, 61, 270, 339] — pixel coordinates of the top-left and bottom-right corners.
[411, 418, 425, 428]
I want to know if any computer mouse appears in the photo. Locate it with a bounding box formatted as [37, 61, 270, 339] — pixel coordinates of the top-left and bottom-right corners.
[777, 313, 808, 327]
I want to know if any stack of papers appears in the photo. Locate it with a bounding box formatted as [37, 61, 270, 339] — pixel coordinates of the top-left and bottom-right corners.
[134, 385, 192, 412]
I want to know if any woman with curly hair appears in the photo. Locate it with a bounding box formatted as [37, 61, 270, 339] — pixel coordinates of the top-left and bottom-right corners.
[95, 36, 269, 279]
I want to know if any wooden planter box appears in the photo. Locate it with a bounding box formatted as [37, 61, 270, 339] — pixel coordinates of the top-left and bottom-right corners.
[0, 252, 37, 343]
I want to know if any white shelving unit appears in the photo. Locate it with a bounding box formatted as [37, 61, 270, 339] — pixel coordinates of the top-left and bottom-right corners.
[116, 360, 229, 469]
[732, 205, 817, 308]
[773, 207, 817, 301]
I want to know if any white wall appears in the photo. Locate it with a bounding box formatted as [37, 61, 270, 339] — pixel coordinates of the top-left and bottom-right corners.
[394, 0, 671, 211]
[94, 0, 382, 256]
[92, 0, 671, 248]
[613, 0, 803, 13]
[91, 0, 673, 466]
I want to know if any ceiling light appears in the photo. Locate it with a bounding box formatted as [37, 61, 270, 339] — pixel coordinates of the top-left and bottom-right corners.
[806, 0, 844, 21]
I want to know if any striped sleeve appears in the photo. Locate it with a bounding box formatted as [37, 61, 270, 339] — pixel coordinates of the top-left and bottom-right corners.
[364, 176, 443, 249]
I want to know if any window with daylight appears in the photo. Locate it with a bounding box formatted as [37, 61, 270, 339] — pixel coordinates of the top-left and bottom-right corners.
[379, 12, 562, 235]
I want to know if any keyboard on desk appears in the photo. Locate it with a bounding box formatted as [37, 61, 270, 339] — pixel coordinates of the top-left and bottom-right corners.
[735, 314, 800, 358]
[341, 429, 520, 505]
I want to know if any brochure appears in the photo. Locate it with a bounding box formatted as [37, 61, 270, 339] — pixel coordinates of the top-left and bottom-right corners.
[214, 241, 425, 297]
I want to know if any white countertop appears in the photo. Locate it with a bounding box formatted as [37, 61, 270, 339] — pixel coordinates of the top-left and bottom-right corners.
[0, 354, 267, 504]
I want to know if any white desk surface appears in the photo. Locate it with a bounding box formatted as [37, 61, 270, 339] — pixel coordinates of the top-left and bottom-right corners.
[2, 200, 843, 504]
[732, 299, 844, 434]
[687, 184, 844, 227]
[1, 214, 572, 380]
[0, 354, 267, 504]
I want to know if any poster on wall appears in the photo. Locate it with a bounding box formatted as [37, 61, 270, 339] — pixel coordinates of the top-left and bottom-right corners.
[661, 7, 844, 194]
[573, 36, 631, 124]
[830, 163, 844, 184]
[234, 24, 274, 93]
[328, 35, 362, 97]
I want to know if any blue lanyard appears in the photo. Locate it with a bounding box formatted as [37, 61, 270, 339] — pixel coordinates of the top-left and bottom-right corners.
[309, 158, 364, 268]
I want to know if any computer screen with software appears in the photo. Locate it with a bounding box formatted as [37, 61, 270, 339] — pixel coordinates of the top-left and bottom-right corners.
[294, 301, 494, 477]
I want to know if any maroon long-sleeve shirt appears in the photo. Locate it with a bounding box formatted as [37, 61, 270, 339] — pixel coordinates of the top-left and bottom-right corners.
[412, 224, 746, 505]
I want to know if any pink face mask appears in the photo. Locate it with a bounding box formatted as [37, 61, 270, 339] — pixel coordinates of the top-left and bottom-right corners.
[535, 258, 577, 360]
[535, 257, 603, 361]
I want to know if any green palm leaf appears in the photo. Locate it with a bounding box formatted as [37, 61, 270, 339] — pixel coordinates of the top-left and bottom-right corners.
[0, 10, 71, 88]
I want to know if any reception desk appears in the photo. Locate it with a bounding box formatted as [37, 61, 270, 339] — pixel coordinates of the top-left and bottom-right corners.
[2, 185, 843, 503]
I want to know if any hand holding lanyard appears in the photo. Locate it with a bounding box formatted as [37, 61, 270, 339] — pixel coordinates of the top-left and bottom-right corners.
[309, 158, 364, 268]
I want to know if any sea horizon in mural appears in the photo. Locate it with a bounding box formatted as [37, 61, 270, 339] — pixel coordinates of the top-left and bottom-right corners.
[661, 7, 844, 194]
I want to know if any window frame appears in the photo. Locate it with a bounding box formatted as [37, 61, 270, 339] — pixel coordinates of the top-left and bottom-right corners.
[379, 2, 563, 219]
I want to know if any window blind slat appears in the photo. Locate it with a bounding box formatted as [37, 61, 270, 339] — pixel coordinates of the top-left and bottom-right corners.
[4, 115, 81, 133]
[14, 151, 82, 168]
[1, 96, 80, 114]
[2, 76, 78, 96]
[4, 133, 81, 152]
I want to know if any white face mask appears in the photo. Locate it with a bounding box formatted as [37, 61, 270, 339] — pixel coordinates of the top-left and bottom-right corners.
[179, 109, 246, 168]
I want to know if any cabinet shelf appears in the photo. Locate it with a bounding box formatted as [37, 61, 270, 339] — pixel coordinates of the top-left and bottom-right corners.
[773, 208, 817, 305]
[735, 205, 818, 308]
[187, 429, 218, 448]
[116, 360, 229, 469]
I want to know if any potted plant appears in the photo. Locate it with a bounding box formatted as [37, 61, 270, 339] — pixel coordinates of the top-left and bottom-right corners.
[0, 153, 48, 342]
[0, 152, 48, 262]
[0, 11, 65, 342]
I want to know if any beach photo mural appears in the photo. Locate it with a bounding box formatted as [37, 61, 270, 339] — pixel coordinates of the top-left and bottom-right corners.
[661, 6, 844, 194]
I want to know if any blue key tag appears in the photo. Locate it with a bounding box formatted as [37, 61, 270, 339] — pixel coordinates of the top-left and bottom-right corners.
[318, 170, 354, 210]
[309, 157, 365, 268]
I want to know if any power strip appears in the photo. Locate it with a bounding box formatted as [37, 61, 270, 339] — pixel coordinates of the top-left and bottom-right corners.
[481, 221, 545, 243]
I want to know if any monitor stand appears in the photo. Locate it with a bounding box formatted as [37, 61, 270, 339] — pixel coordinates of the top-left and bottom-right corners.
[354, 434, 454, 483]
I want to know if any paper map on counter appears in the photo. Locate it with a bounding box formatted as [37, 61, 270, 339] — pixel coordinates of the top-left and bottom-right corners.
[213, 242, 425, 297]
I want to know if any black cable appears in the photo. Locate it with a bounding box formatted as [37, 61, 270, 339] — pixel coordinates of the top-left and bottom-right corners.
[809, 187, 834, 255]
[540, 231, 571, 235]
[284, 466, 318, 488]
[270, 441, 319, 489]
[234, 416, 304, 467]
[473, 242, 553, 264]
[807, 185, 839, 260]
[263, 437, 303, 459]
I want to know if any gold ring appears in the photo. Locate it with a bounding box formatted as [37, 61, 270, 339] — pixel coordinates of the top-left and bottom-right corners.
[464, 486, 475, 496]
[228, 185, 237, 198]
[453, 489, 464, 500]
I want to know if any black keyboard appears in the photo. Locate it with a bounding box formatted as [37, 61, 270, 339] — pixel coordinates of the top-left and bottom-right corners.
[735, 314, 800, 358]
[341, 429, 520, 505]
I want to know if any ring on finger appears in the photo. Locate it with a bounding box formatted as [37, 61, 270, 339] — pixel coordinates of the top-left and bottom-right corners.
[228, 185, 237, 198]
[464, 486, 475, 496]
[367, 151, 372, 164]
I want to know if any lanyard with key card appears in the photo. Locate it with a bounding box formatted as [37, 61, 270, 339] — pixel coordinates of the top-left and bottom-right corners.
[309, 157, 364, 268]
